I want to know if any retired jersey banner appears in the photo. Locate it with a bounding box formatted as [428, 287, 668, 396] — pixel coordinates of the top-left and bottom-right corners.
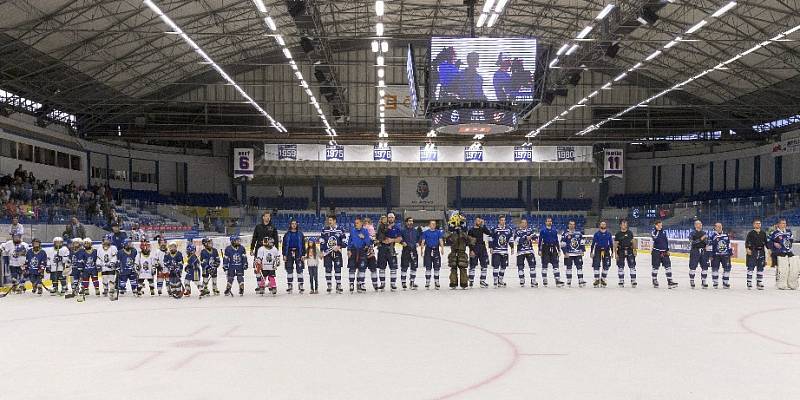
[325, 145, 345, 161]
[604, 148, 624, 178]
[233, 148, 254, 178]
[383, 85, 418, 118]
[373, 145, 392, 162]
[513, 146, 533, 162]
[277, 144, 298, 161]
[464, 147, 484, 162]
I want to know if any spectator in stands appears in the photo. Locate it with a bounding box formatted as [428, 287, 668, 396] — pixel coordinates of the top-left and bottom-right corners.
[63, 216, 86, 241]
[13, 164, 25, 180]
[251, 211, 279, 255]
[9, 216, 23, 236]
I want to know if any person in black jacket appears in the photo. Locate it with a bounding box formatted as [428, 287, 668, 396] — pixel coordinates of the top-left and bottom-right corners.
[467, 217, 492, 288]
[745, 218, 768, 290]
[251, 211, 279, 255]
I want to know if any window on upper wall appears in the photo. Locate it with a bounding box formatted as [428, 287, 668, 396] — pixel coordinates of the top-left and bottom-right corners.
[57, 152, 70, 169]
[36, 147, 56, 166]
[0, 138, 15, 158]
[70, 155, 81, 171]
[17, 142, 33, 161]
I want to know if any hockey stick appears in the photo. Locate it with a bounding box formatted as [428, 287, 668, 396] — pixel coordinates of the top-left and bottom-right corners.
[110, 269, 120, 301]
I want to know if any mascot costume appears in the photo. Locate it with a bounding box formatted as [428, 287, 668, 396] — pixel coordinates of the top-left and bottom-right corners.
[446, 211, 474, 289]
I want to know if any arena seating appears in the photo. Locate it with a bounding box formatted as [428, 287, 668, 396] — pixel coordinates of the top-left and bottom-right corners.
[115, 189, 232, 207]
[320, 197, 385, 208]
[461, 198, 525, 209]
[535, 198, 592, 211]
[250, 197, 309, 210]
[608, 193, 682, 208]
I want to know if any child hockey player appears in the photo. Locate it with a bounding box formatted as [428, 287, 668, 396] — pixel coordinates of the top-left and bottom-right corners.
[163, 241, 185, 298]
[25, 238, 48, 295]
[154, 236, 169, 295]
[97, 234, 119, 297]
[135, 241, 158, 296]
[79, 237, 100, 296]
[49, 237, 70, 295]
[183, 243, 203, 297]
[200, 238, 221, 296]
[223, 235, 248, 296]
[117, 239, 138, 297]
[305, 240, 320, 294]
[255, 237, 280, 295]
[65, 238, 83, 298]
[3, 233, 29, 294]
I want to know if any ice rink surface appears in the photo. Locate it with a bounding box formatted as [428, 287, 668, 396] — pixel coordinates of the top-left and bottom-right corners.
[3, 253, 800, 400]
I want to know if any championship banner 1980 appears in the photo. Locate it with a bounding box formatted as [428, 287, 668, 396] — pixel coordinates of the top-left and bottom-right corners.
[233, 148, 254, 179]
[603, 148, 624, 178]
[556, 146, 575, 161]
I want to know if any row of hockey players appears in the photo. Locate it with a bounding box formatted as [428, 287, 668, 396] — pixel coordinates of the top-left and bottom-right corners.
[0, 233, 252, 299]
[282, 214, 796, 293]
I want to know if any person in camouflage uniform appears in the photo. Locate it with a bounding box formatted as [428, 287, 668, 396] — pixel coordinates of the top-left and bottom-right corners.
[446, 211, 474, 289]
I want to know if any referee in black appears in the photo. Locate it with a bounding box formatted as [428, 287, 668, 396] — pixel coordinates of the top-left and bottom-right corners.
[745, 218, 768, 290]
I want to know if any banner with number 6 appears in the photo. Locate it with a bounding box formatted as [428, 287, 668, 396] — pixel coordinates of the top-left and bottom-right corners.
[603, 148, 624, 178]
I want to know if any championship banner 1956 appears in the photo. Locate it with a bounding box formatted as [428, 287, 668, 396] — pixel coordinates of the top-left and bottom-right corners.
[603, 148, 624, 178]
[233, 148, 254, 179]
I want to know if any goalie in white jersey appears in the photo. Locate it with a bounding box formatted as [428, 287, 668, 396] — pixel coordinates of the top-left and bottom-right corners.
[48, 237, 71, 295]
[255, 236, 281, 295]
[135, 241, 158, 296]
[97, 234, 119, 297]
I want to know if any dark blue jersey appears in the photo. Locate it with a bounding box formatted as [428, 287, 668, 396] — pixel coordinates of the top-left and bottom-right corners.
[200, 247, 220, 271]
[513, 227, 536, 255]
[709, 231, 732, 256]
[401, 226, 422, 247]
[320, 226, 346, 255]
[561, 230, 585, 256]
[118, 248, 138, 272]
[538, 226, 560, 249]
[25, 249, 48, 271]
[223, 245, 248, 270]
[348, 228, 371, 251]
[769, 228, 794, 255]
[490, 226, 513, 254]
[651, 229, 669, 252]
[186, 254, 200, 273]
[163, 251, 184, 273]
[79, 248, 98, 271]
[422, 229, 444, 248]
[111, 231, 128, 250]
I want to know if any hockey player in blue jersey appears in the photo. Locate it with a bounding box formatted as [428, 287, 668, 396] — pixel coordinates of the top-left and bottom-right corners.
[422, 220, 445, 289]
[489, 216, 512, 288]
[709, 222, 732, 289]
[282, 220, 306, 293]
[377, 213, 402, 291]
[163, 242, 185, 298]
[400, 217, 422, 290]
[320, 215, 346, 294]
[183, 243, 203, 297]
[224, 235, 248, 296]
[200, 238, 221, 296]
[538, 217, 564, 287]
[651, 221, 678, 289]
[79, 238, 101, 296]
[591, 221, 614, 288]
[561, 220, 586, 287]
[116, 239, 138, 297]
[512, 218, 537, 287]
[25, 238, 48, 295]
[348, 217, 371, 293]
[770, 218, 797, 290]
[65, 238, 83, 298]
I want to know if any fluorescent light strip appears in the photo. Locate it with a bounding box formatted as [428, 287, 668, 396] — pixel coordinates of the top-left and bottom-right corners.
[596, 4, 615, 20]
[565, 44, 579, 55]
[576, 26, 593, 39]
[686, 20, 708, 34]
[373, 1, 388, 139]
[575, 23, 800, 136]
[711, 1, 737, 18]
[144, 0, 285, 132]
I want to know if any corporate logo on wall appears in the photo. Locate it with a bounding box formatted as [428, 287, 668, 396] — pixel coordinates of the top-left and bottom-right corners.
[233, 148, 254, 179]
[464, 147, 484, 162]
[277, 144, 298, 161]
[419, 146, 438, 162]
[325, 145, 345, 161]
[373, 145, 393, 162]
[771, 138, 800, 156]
[513, 146, 533, 162]
[416, 180, 430, 199]
[556, 146, 575, 161]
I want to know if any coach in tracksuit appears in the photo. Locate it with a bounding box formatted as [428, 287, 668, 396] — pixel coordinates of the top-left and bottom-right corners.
[282, 220, 305, 293]
[688, 220, 709, 289]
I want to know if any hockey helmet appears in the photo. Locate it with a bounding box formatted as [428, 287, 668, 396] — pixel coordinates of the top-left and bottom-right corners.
[168, 241, 178, 249]
[140, 241, 151, 252]
[83, 238, 93, 246]
[102, 233, 113, 243]
[53, 236, 64, 244]
[71, 238, 82, 247]
[201, 237, 212, 246]
[186, 243, 196, 254]
[229, 235, 241, 244]
[123, 238, 133, 248]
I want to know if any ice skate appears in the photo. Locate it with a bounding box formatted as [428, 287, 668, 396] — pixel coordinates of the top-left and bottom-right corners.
[713, 281, 719, 289]
[652, 279, 659, 288]
[402, 282, 408, 290]
[102, 289, 108, 296]
[270, 287, 277, 295]
[690, 280, 696, 289]
[150, 288, 156, 296]
[425, 281, 430, 290]
[434, 282, 440, 290]
[358, 283, 367, 293]
[298, 283, 304, 294]
[327, 283, 332, 293]
[336, 283, 343, 293]
[224, 284, 233, 296]
[722, 282, 730, 289]
[556, 280, 565, 288]
[631, 281, 637, 288]
[519, 278, 525, 287]
[390, 283, 397, 291]
[531, 280, 538, 288]
[94, 287, 101, 296]
[593, 279, 601, 288]
[668, 281, 678, 289]
[579, 280, 586, 288]
[618, 281, 625, 288]
[757, 282, 765, 290]
[701, 281, 708, 289]
[747, 281, 753, 290]
[349, 283, 355, 293]
[411, 282, 418, 290]
[480, 280, 488, 288]
[158, 289, 163, 296]
[468, 280, 473, 288]
[239, 284, 245, 296]
[542, 280, 548, 287]
[213, 287, 220, 296]
[286, 283, 293, 293]
[600, 279, 608, 288]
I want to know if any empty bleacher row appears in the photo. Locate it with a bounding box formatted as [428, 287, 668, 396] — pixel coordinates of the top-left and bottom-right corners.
[116, 189, 232, 207]
[249, 196, 593, 212]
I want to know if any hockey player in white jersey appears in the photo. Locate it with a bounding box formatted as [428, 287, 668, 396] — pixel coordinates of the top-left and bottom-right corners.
[135, 241, 158, 296]
[97, 234, 119, 297]
[2, 234, 29, 294]
[255, 237, 281, 295]
[48, 237, 71, 295]
[154, 236, 169, 295]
